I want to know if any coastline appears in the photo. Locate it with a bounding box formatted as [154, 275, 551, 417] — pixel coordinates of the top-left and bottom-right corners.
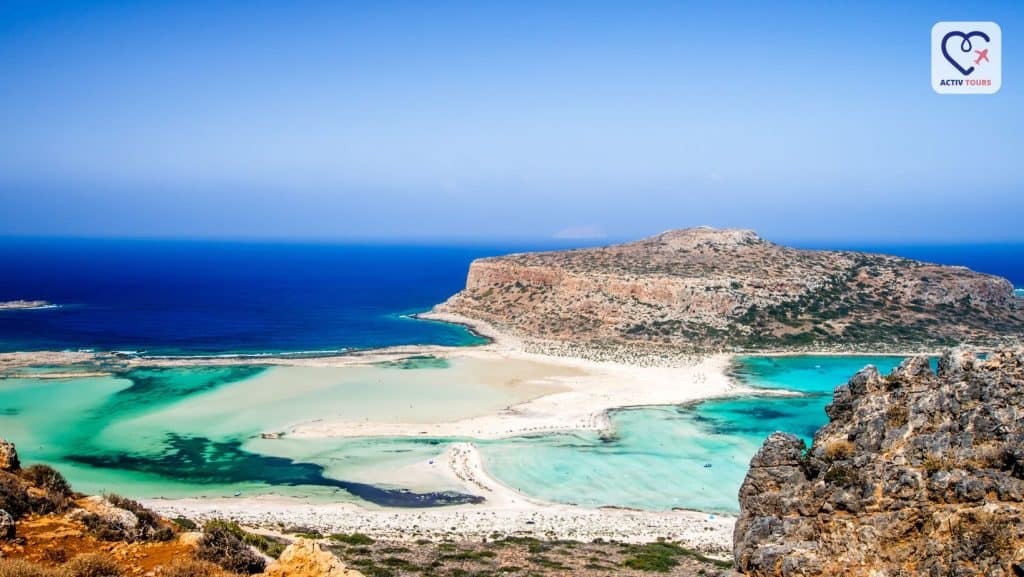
[0, 309, 914, 552]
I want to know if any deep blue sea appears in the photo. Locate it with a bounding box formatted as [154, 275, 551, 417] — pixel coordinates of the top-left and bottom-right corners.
[0, 238, 1021, 354]
[0, 239, 513, 354]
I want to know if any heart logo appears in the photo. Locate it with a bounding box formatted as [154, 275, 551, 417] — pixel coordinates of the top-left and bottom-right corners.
[941, 30, 990, 76]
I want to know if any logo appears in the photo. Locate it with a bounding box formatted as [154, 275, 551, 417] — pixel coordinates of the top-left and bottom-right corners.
[932, 22, 1001, 94]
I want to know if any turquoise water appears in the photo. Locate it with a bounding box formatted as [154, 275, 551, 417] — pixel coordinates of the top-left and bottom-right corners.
[480, 355, 909, 512]
[1, 355, 911, 512]
[0, 358, 571, 506]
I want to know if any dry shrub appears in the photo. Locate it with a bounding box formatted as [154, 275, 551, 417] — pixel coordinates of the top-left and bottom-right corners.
[885, 404, 909, 428]
[105, 494, 173, 541]
[824, 439, 856, 461]
[197, 523, 266, 575]
[20, 465, 72, 498]
[64, 554, 122, 577]
[155, 559, 223, 577]
[0, 559, 67, 577]
[0, 474, 31, 519]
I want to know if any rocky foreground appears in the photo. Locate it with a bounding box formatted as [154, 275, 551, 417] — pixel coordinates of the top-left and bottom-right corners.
[436, 227, 1023, 356]
[734, 349, 1024, 576]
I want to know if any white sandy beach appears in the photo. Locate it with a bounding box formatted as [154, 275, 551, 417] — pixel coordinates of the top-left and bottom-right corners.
[144, 442, 736, 551]
[277, 311, 751, 440]
[283, 348, 742, 440]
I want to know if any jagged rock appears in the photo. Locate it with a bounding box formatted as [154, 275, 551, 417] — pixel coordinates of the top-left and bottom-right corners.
[0, 509, 14, 540]
[0, 439, 20, 472]
[258, 538, 364, 577]
[734, 348, 1024, 576]
[68, 495, 140, 538]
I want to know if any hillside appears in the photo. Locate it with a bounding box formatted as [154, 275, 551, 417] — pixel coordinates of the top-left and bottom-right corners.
[734, 348, 1024, 576]
[436, 227, 1023, 352]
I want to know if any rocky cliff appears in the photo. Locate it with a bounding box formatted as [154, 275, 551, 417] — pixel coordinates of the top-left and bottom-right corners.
[436, 227, 1023, 352]
[734, 348, 1024, 576]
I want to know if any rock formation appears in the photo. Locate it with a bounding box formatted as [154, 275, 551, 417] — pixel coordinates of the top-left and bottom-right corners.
[0, 509, 14, 540]
[259, 538, 365, 577]
[437, 227, 1023, 352]
[0, 439, 20, 472]
[734, 349, 1024, 576]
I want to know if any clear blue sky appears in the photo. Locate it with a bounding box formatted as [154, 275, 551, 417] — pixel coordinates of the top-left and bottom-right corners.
[1, 1, 1021, 243]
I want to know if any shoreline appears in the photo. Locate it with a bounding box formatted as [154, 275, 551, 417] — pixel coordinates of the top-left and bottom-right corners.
[281, 349, 744, 440]
[0, 310, 940, 551]
[143, 442, 736, 551]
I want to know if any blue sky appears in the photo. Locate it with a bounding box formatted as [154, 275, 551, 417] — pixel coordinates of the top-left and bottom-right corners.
[0, 1, 1021, 243]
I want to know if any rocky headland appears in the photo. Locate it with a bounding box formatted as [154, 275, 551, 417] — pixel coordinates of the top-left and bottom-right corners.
[435, 227, 1023, 357]
[734, 348, 1024, 576]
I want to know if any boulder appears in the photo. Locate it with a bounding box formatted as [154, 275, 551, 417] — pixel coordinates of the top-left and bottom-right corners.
[259, 538, 364, 577]
[0, 509, 14, 540]
[0, 439, 19, 472]
[68, 495, 140, 539]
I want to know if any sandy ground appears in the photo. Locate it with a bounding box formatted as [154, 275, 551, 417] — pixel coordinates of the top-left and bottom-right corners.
[284, 348, 743, 440]
[144, 443, 736, 551]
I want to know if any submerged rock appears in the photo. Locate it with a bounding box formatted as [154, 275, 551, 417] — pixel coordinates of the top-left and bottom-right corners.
[734, 348, 1024, 576]
[258, 538, 364, 577]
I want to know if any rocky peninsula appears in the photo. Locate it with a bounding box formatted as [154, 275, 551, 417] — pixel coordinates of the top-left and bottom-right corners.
[435, 227, 1023, 357]
[734, 348, 1024, 576]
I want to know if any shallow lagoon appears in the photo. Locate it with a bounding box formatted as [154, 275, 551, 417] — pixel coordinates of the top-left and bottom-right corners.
[0, 357, 569, 505]
[0, 354, 910, 512]
[481, 355, 909, 512]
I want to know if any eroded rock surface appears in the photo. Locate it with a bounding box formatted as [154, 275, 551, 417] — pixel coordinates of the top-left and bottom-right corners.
[0, 439, 20, 472]
[734, 349, 1024, 576]
[259, 538, 365, 577]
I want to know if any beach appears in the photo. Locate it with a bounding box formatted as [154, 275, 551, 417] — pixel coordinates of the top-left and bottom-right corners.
[144, 442, 735, 552]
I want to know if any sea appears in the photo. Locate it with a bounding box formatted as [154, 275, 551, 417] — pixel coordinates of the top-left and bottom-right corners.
[0, 238, 1022, 512]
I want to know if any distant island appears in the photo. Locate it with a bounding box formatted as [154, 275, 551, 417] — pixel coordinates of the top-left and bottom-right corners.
[435, 227, 1023, 354]
[0, 300, 57, 310]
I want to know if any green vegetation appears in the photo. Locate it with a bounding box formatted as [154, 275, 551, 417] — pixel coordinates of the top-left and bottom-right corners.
[202, 519, 285, 558]
[330, 532, 375, 545]
[621, 541, 732, 572]
[196, 520, 268, 574]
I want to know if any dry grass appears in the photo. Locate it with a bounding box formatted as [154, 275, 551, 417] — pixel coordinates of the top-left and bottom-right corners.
[823, 439, 856, 461]
[64, 554, 122, 577]
[155, 559, 225, 577]
[0, 559, 67, 577]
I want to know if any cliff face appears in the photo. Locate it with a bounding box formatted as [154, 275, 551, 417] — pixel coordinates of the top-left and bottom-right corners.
[734, 349, 1024, 576]
[437, 227, 1022, 351]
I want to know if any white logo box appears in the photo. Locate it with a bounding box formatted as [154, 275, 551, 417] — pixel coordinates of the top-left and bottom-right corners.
[932, 21, 1001, 95]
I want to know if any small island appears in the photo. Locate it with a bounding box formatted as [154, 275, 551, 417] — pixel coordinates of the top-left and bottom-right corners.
[0, 300, 57, 310]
